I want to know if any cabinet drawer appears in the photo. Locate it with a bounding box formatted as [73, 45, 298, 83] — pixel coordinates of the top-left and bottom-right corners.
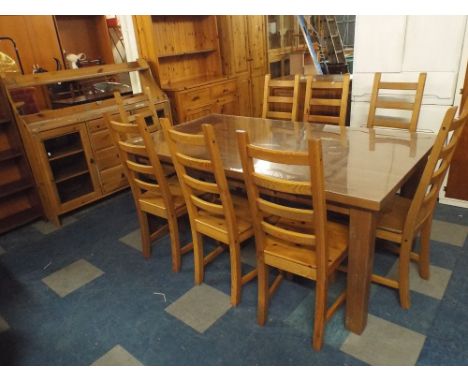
[90, 129, 114, 152]
[180, 88, 211, 108]
[95, 146, 121, 171]
[87, 118, 107, 133]
[211, 81, 236, 98]
[99, 165, 128, 194]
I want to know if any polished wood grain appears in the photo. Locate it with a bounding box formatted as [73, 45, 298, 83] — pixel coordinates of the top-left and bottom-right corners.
[152, 113, 436, 334]
[237, 131, 348, 350]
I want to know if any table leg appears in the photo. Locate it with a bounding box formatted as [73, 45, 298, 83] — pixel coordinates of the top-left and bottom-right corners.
[345, 208, 377, 334]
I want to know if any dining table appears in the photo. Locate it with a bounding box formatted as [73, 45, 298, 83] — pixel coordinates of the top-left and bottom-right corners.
[152, 113, 437, 335]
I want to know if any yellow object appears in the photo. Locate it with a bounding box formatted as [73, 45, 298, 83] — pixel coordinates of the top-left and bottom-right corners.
[0, 50, 20, 73]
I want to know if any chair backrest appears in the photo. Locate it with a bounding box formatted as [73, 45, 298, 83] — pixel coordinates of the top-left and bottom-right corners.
[114, 86, 161, 132]
[261, 74, 300, 122]
[104, 113, 173, 207]
[236, 130, 328, 273]
[303, 74, 350, 126]
[367, 72, 427, 132]
[160, 118, 239, 241]
[403, 101, 468, 240]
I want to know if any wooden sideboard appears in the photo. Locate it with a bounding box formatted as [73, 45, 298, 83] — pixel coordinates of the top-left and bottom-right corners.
[2, 59, 171, 226]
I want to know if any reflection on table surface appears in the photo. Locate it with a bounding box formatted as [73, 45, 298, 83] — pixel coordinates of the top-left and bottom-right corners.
[150, 114, 436, 211]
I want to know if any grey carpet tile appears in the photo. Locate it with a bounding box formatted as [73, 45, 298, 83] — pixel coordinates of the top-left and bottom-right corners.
[431, 219, 468, 247]
[92, 345, 143, 366]
[340, 314, 426, 365]
[0, 314, 10, 334]
[119, 229, 142, 252]
[42, 259, 104, 298]
[387, 261, 452, 300]
[32, 216, 78, 235]
[0, 245, 5, 256]
[165, 284, 231, 334]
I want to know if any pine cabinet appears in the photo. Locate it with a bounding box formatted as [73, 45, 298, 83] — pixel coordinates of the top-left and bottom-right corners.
[217, 15, 268, 117]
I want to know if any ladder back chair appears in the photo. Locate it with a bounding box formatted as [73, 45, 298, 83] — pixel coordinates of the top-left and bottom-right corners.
[367, 72, 427, 132]
[371, 101, 468, 309]
[262, 74, 301, 122]
[114, 86, 162, 132]
[236, 131, 349, 351]
[303, 74, 351, 126]
[160, 118, 257, 306]
[105, 113, 192, 271]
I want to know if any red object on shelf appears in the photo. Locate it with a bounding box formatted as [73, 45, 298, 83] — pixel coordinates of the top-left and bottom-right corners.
[106, 17, 118, 27]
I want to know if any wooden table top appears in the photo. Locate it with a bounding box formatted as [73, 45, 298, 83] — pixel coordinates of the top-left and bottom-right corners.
[152, 114, 436, 212]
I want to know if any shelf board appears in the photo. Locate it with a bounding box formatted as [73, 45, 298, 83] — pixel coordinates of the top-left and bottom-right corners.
[0, 149, 22, 162]
[0, 207, 41, 235]
[0, 179, 34, 199]
[55, 167, 90, 184]
[157, 48, 217, 59]
[48, 145, 84, 162]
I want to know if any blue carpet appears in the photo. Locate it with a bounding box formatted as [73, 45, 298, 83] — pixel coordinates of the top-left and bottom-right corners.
[0, 191, 467, 365]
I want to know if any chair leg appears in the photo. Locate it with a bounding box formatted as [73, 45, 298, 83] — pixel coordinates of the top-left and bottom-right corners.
[138, 211, 151, 259]
[399, 243, 411, 309]
[229, 242, 242, 306]
[312, 277, 328, 351]
[168, 216, 182, 273]
[257, 259, 269, 326]
[193, 231, 204, 285]
[418, 219, 432, 280]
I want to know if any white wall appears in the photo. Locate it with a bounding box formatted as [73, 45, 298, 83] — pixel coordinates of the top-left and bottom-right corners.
[351, 15, 468, 133]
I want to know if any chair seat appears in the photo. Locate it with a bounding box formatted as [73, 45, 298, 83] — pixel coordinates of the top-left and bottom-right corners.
[139, 191, 186, 218]
[194, 195, 253, 244]
[263, 220, 348, 278]
[376, 195, 412, 243]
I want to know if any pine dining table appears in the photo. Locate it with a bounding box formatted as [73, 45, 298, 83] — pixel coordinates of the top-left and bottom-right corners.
[152, 113, 436, 334]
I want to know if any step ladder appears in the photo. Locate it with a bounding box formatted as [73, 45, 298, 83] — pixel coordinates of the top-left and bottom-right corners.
[320, 15, 346, 65]
[296, 15, 323, 74]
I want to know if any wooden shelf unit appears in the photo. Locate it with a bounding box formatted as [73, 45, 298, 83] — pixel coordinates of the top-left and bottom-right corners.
[134, 15, 239, 123]
[3, 59, 172, 226]
[0, 81, 42, 234]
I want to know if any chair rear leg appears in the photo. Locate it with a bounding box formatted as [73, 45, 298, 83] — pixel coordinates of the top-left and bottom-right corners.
[257, 260, 269, 326]
[399, 244, 411, 309]
[418, 219, 432, 280]
[168, 216, 182, 273]
[229, 242, 242, 306]
[138, 211, 151, 259]
[193, 231, 204, 285]
[313, 277, 328, 351]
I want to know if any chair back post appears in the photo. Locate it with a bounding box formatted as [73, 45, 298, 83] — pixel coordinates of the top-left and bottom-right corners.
[201, 123, 239, 242]
[308, 138, 329, 270]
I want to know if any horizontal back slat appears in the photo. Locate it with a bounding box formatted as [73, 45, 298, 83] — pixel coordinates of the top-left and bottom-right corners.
[247, 145, 308, 165]
[310, 98, 341, 107]
[133, 178, 161, 193]
[311, 81, 344, 89]
[373, 116, 411, 129]
[254, 173, 311, 196]
[176, 152, 213, 172]
[376, 99, 415, 110]
[257, 198, 314, 222]
[268, 95, 294, 104]
[379, 82, 419, 90]
[119, 141, 148, 156]
[190, 195, 224, 215]
[306, 115, 340, 124]
[266, 110, 294, 120]
[126, 160, 154, 175]
[262, 221, 316, 246]
[169, 129, 206, 146]
[183, 173, 219, 194]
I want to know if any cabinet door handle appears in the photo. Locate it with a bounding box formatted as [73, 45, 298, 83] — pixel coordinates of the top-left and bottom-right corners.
[192, 96, 200, 101]
[90, 158, 95, 164]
